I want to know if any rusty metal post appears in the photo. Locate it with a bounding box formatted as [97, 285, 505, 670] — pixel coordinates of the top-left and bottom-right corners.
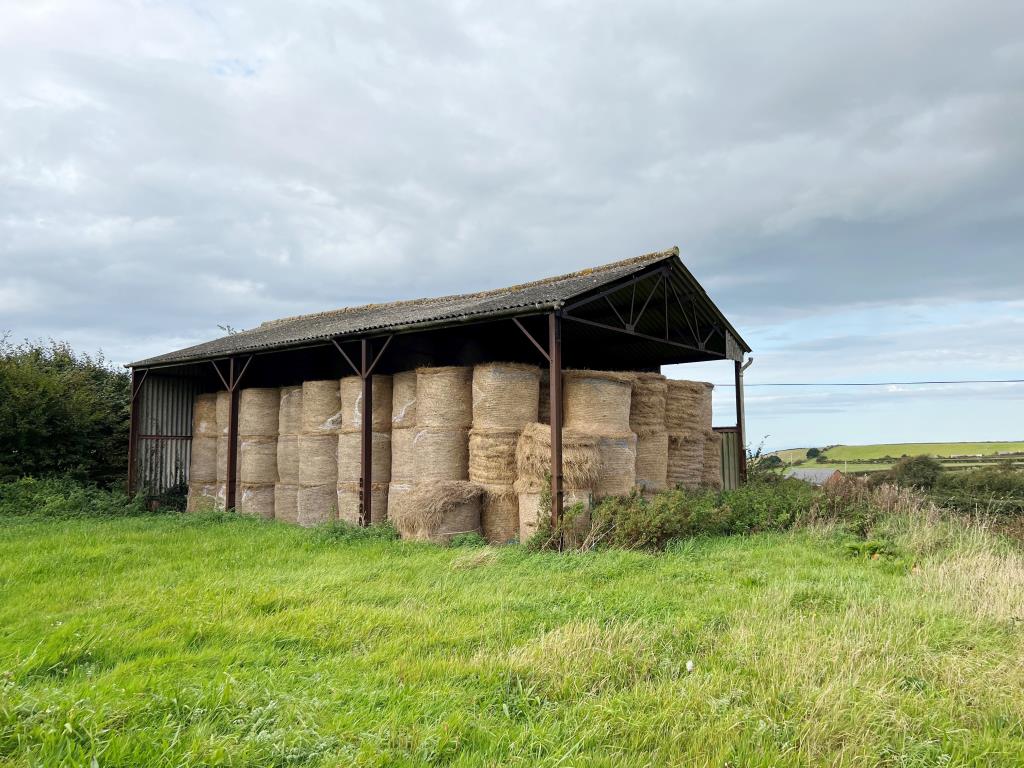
[360, 339, 373, 526]
[735, 359, 747, 482]
[548, 312, 563, 526]
[226, 357, 241, 509]
[127, 369, 142, 496]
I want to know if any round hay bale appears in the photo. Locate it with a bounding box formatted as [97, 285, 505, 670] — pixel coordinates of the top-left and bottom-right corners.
[415, 366, 472, 428]
[665, 380, 714, 432]
[238, 483, 275, 519]
[387, 482, 415, 526]
[514, 422, 601, 492]
[629, 373, 667, 437]
[340, 375, 393, 431]
[301, 380, 342, 434]
[239, 388, 279, 437]
[517, 489, 590, 543]
[635, 430, 668, 493]
[298, 434, 337, 486]
[472, 363, 540, 430]
[190, 435, 218, 483]
[276, 435, 299, 484]
[186, 482, 221, 512]
[391, 370, 417, 428]
[479, 484, 518, 544]
[193, 393, 218, 437]
[239, 436, 278, 484]
[336, 482, 389, 525]
[337, 430, 392, 483]
[274, 483, 299, 524]
[594, 432, 637, 498]
[562, 370, 633, 435]
[702, 430, 723, 490]
[538, 368, 550, 425]
[396, 481, 481, 543]
[390, 427, 415, 482]
[667, 429, 705, 489]
[216, 435, 240, 482]
[297, 484, 336, 527]
[411, 427, 469, 482]
[278, 386, 303, 435]
[468, 429, 519, 486]
[216, 391, 231, 435]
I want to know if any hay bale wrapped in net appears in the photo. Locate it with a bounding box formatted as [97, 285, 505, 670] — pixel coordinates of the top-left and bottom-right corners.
[702, 430, 723, 489]
[276, 435, 299, 484]
[278, 386, 303, 436]
[411, 427, 469, 482]
[336, 482, 389, 525]
[390, 428, 414, 482]
[297, 484, 336, 526]
[186, 482, 222, 512]
[190, 436, 218, 483]
[387, 481, 414, 523]
[468, 429, 519, 486]
[514, 422, 601, 492]
[337, 430, 392, 483]
[594, 433, 638, 498]
[391, 371, 417, 428]
[216, 435, 240, 483]
[415, 366, 472, 428]
[238, 483, 275, 519]
[472, 363, 540, 430]
[629, 373, 667, 437]
[517, 489, 591, 543]
[298, 434, 337, 486]
[667, 429, 705, 489]
[562, 370, 633, 435]
[392, 481, 482, 543]
[665, 380, 714, 432]
[538, 369, 550, 425]
[240, 437, 278, 484]
[340, 375, 393, 432]
[193, 393, 218, 437]
[635, 430, 668, 494]
[239, 388, 280, 437]
[301, 380, 342, 434]
[479, 484, 518, 544]
[274, 484, 299, 524]
[216, 391, 231, 435]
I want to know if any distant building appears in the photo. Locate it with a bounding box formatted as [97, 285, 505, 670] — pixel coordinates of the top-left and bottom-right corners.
[784, 468, 844, 487]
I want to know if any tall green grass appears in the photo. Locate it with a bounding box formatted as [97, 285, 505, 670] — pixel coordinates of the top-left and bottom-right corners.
[1, 495, 1022, 765]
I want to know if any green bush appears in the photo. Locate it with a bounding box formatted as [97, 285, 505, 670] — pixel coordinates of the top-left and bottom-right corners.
[889, 455, 943, 489]
[0, 338, 130, 487]
[932, 465, 1024, 515]
[806, 448, 821, 459]
[0, 477, 148, 518]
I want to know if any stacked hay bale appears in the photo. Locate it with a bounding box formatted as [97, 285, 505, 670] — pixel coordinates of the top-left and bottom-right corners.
[665, 380, 714, 489]
[337, 375, 393, 524]
[297, 380, 341, 526]
[237, 388, 279, 519]
[215, 391, 239, 493]
[702, 430, 724, 490]
[514, 423, 600, 543]
[274, 385, 302, 524]
[563, 370, 637, 499]
[630, 372, 669, 496]
[387, 370, 417, 525]
[187, 393, 221, 511]
[391, 367, 481, 541]
[470, 363, 540, 543]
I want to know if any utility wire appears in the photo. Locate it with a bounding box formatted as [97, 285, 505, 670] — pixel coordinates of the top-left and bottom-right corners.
[711, 379, 1024, 387]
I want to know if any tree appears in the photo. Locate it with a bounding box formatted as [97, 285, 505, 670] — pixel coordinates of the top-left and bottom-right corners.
[0, 337, 130, 487]
[890, 455, 943, 490]
[806, 448, 821, 459]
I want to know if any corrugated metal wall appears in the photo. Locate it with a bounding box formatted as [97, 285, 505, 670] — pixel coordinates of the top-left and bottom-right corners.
[136, 375, 200, 495]
[717, 429, 741, 490]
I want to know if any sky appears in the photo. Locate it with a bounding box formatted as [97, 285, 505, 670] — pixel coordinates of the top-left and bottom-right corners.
[1, 0, 1022, 451]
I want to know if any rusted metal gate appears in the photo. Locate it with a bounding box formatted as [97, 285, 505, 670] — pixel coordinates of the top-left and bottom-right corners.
[134, 374, 199, 495]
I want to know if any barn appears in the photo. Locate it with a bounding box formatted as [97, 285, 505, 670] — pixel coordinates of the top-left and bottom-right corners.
[127, 247, 751, 539]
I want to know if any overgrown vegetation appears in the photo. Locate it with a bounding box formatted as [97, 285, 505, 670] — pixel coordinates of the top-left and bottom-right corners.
[0, 477, 147, 519]
[0, 337, 130, 487]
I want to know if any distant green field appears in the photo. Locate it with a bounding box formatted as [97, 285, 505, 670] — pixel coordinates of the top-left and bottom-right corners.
[774, 441, 1024, 465]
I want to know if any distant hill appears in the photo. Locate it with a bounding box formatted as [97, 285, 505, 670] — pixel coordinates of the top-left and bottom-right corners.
[770, 441, 1024, 473]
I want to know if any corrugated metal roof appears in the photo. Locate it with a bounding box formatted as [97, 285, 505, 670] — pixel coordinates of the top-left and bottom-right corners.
[131, 247, 746, 368]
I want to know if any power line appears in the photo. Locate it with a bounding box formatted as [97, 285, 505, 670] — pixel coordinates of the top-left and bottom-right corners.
[711, 378, 1024, 388]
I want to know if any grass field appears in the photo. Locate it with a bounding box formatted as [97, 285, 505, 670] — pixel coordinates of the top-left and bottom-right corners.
[774, 441, 1024, 466]
[2, 512, 1023, 766]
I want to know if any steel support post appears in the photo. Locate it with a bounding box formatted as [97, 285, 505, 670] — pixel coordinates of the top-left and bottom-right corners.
[735, 359, 747, 482]
[548, 312, 563, 527]
[360, 339, 373, 526]
[226, 357, 241, 509]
